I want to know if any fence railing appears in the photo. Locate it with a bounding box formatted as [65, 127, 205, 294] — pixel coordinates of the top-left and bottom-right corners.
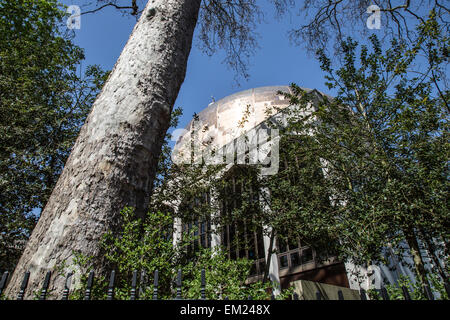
[0, 270, 448, 300]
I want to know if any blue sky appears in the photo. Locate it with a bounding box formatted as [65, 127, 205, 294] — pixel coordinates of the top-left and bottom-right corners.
[61, 1, 336, 134]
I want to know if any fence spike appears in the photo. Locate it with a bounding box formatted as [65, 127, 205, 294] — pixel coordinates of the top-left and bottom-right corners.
[201, 269, 206, 300]
[16, 271, 30, 300]
[380, 286, 389, 300]
[153, 269, 159, 300]
[360, 288, 367, 300]
[62, 272, 73, 300]
[130, 270, 138, 300]
[247, 295, 252, 300]
[84, 271, 94, 300]
[337, 290, 344, 300]
[39, 271, 52, 300]
[292, 292, 299, 300]
[271, 293, 275, 300]
[107, 270, 115, 300]
[175, 269, 182, 300]
[0, 271, 9, 296]
[316, 291, 321, 300]
[401, 286, 411, 300]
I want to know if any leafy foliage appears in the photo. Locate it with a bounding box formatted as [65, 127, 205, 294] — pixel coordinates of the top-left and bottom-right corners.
[277, 12, 448, 287]
[183, 247, 293, 300]
[369, 274, 449, 300]
[65, 208, 283, 300]
[153, 12, 449, 295]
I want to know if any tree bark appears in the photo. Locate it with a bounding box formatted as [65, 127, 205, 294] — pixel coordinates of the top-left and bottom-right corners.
[5, 0, 201, 299]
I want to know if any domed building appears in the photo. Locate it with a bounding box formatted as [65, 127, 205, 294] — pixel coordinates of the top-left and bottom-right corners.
[172, 85, 326, 167]
[168, 86, 415, 297]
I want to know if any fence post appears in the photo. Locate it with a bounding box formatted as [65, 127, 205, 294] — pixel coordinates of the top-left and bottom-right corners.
[200, 269, 206, 300]
[316, 291, 321, 300]
[380, 286, 390, 300]
[337, 290, 344, 300]
[62, 272, 72, 300]
[360, 288, 367, 300]
[84, 271, 94, 300]
[107, 270, 115, 300]
[0, 271, 9, 296]
[130, 270, 138, 300]
[39, 271, 52, 300]
[175, 269, 182, 300]
[401, 286, 411, 300]
[153, 269, 159, 300]
[16, 271, 30, 300]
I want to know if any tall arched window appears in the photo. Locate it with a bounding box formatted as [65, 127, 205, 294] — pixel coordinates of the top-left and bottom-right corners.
[218, 166, 266, 276]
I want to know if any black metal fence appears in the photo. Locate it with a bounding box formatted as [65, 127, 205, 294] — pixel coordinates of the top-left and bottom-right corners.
[0, 269, 448, 300]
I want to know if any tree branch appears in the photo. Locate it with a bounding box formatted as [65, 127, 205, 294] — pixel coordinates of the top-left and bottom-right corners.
[81, 1, 139, 16]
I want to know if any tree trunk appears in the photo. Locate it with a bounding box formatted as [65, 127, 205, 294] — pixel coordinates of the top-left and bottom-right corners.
[5, 0, 201, 299]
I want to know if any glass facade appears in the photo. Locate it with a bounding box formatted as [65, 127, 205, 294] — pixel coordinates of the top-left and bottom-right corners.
[277, 237, 316, 271]
[218, 169, 267, 276]
[176, 166, 329, 281]
[180, 191, 213, 254]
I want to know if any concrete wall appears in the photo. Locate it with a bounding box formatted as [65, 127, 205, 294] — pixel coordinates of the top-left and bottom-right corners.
[292, 279, 361, 300]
